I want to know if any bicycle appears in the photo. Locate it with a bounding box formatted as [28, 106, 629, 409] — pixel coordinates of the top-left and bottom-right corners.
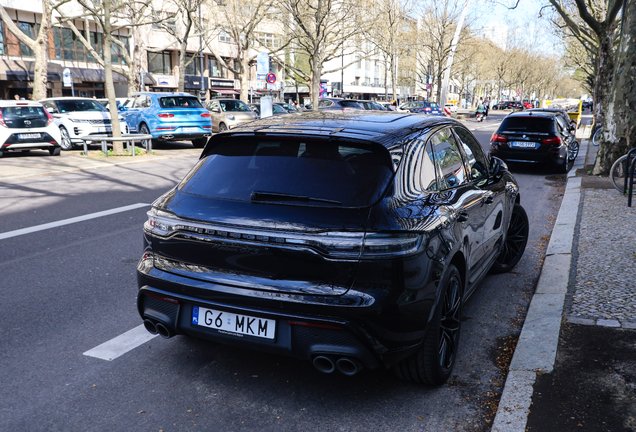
[592, 127, 602, 146]
[609, 148, 636, 194]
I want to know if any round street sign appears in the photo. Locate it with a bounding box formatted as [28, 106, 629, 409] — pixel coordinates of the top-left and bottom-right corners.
[266, 73, 276, 84]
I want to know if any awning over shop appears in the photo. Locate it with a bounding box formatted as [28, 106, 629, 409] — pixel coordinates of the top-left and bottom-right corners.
[0, 60, 62, 81]
[210, 87, 240, 94]
[67, 67, 128, 84]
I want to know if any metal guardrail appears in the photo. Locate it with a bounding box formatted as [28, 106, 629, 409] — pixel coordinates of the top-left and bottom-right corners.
[79, 134, 153, 157]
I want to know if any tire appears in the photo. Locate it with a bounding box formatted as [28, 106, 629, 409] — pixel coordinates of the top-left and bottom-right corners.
[610, 154, 629, 194]
[592, 128, 602, 146]
[557, 155, 571, 173]
[568, 140, 579, 161]
[192, 137, 207, 148]
[394, 264, 462, 385]
[139, 124, 152, 150]
[49, 147, 61, 156]
[218, 123, 228, 132]
[490, 203, 529, 274]
[59, 126, 73, 150]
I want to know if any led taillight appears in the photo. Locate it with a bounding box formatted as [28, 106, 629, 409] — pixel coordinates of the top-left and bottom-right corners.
[145, 293, 179, 304]
[541, 137, 562, 146]
[200, 113, 211, 118]
[491, 133, 507, 143]
[158, 113, 174, 118]
[425, 108, 432, 111]
[44, 108, 54, 126]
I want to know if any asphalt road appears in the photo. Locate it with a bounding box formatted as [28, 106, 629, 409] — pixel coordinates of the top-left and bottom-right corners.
[0, 113, 566, 432]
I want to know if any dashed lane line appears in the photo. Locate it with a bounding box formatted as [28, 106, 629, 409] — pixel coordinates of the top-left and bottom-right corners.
[0, 203, 150, 240]
[83, 324, 158, 361]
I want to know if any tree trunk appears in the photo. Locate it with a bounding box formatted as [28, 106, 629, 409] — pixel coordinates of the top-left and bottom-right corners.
[310, 54, 321, 110]
[103, 0, 123, 155]
[178, 49, 186, 92]
[593, 6, 636, 175]
[240, 55, 249, 102]
[592, 29, 615, 134]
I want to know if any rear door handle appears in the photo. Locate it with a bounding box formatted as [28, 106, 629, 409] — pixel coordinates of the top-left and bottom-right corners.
[457, 212, 469, 222]
[484, 195, 494, 204]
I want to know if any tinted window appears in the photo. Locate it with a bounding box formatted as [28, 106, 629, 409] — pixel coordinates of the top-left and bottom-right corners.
[159, 96, 203, 108]
[499, 116, 555, 133]
[340, 101, 361, 108]
[454, 127, 489, 181]
[55, 99, 107, 112]
[1, 105, 49, 128]
[272, 105, 288, 114]
[430, 129, 467, 190]
[428, 102, 440, 108]
[219, 100, 251, 112]
[181, 138, 394, 207]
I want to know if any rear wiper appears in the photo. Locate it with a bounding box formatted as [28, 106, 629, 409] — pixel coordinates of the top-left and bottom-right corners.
[250, 191, 342, 205]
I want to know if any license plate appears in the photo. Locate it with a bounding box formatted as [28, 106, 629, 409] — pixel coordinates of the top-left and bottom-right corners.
[97, 127, 112, 133]
[182, 127, 198, 132]
[18, 133, 41, 139]
[511, 141, 536, 148]
[192, 306, 276, 339]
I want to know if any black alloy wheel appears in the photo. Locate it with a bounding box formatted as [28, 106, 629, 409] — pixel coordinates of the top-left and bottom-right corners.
[568, 140, 579, 161]
[394, 264, 463, 385]
[490, 203, 529, 274]
[59, 126, 73, 150]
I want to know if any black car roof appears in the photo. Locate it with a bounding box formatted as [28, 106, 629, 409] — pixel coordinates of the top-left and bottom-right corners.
[215, 111, 462, 148]
[505, 111, 556, 119]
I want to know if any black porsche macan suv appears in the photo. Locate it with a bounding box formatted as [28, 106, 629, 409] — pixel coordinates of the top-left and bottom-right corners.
[137, 112, 529, 385]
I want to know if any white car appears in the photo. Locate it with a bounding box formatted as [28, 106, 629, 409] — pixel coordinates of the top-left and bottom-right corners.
[0, 100, 62, 157]
[444, 103, 458, 113]
[38, 97, 129, 150]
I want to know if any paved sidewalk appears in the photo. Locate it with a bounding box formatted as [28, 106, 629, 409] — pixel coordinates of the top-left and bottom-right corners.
[492, 114, 636, 431]
[0, 148, 201, 181]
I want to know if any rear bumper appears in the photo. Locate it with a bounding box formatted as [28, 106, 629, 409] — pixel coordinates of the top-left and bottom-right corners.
[136, 251, 440, 370]
[490, 144, 567, 166]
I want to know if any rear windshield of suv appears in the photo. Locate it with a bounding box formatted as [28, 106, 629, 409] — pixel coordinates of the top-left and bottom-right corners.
[1, 105, 49, 128]
[159, 96, 203, 108]
[499, 116, 555, 133]
[180, 137, 394, 207]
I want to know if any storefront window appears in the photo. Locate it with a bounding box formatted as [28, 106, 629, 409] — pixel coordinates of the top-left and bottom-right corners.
[148, 51, 172, 75]
[208, 58, 224, 78]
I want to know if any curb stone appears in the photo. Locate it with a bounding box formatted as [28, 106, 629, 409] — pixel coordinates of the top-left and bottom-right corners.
[491, 135, 589, 431]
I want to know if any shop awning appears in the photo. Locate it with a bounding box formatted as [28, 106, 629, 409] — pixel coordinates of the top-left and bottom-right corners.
[210, 87, 240, 94]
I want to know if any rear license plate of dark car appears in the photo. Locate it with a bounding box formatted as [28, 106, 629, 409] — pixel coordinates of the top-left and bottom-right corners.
[192, 306, 275, 339]
[511, 141, 537, 148]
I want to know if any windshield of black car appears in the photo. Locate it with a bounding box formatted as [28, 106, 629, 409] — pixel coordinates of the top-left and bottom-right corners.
[56, 100, 107, 112]
[159, 97, 203, 108]
[499, 117, 555, 133]
[220, 100, 251, 112]
[180, 137, 394, 207]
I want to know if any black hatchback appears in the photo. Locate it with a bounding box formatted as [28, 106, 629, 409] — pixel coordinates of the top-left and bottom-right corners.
[137, 112, 528, 385]
[489, 111, 576, 173]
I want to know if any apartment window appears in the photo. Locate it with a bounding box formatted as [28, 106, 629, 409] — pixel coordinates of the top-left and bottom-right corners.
[257, 32, 280, 49]
[374, 78, 379, 87]
[374, 60, 379, 74]
[86, 31, 103, 63]
[152, 12, 176, 31]
[0, 21, 5, 55]
[111, 35, 128, 65]
[355, 54, 361, 69]
[148, 51, 172, 74]
[219, 31, 232, 43]
[185, 53, 202, 75]
[53, 27, 83, 61]
[364, 77, 370, 86]
[208, 58, 224, 78]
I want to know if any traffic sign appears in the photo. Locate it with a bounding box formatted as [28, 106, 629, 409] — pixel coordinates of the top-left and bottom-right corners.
[62, 68, 72, 87]
[266, 73, 276, 84]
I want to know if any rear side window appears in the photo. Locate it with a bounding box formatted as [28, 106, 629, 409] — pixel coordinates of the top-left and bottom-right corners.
[180, 138, 394, 207]
[430, 129, 467, 190]
[499, 116, 555, 133]
[340, 101, 361, 108]
[159, 97, 203, 108]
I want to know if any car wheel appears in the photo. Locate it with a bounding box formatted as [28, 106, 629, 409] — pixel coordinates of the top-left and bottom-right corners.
[192, 138, 207, 148]
[394, 264, 462, 385]
[139, 124, 152, 150]
[568, 140, 579, 161]
[59, 126, 73, 150]
[557, 154, 571, 173]
[49, 147, 61, 156]
[219, 123, 228, 132]
[489, 203, 529, 274]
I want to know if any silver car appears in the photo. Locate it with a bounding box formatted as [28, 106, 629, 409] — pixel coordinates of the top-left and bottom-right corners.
[205, 98, 257, 132]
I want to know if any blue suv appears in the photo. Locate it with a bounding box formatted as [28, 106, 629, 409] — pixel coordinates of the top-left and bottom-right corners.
[121, 92, 212, 148]
[400, 101, 442, 116]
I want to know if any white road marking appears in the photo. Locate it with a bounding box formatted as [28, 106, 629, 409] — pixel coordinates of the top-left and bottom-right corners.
[83, 324, 158, 361]
[0, 203, 150, 240]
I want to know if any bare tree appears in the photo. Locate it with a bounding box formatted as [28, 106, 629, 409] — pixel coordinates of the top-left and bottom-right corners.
[281, 0, 365, 109]
[0, 0, 63, 100]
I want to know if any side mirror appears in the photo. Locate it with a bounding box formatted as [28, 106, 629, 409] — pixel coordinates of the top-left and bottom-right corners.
[489, 156, 506, 177]
[46, 107, 57, 114]
[212, 107, 221, 113]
